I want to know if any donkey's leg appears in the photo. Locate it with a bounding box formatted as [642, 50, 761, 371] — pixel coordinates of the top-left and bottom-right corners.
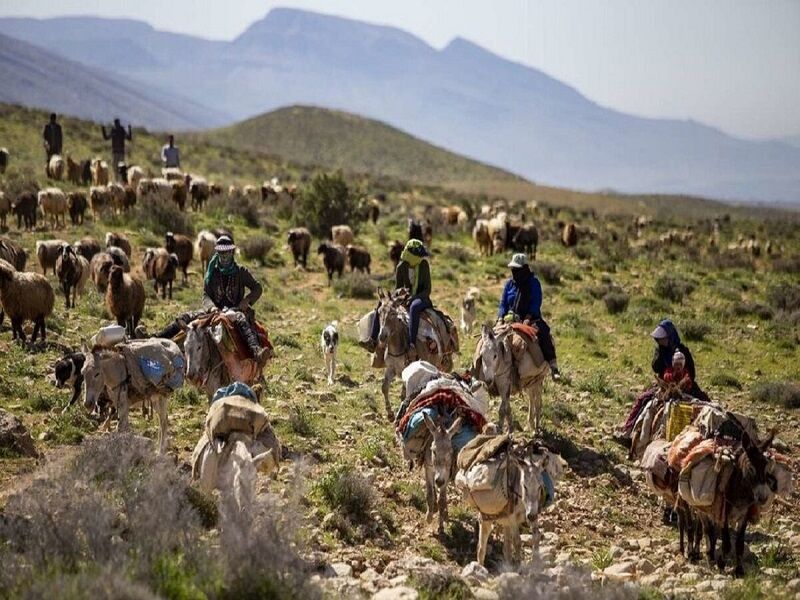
[157, 396, 169, 454]
[116, 387, 130, 433]
[678, 505, 686, 557]
[527, 382, 543, 433]
[424, 461, 436, 525]
[499, 393, 512, 433]
[477, 519, 494, 566]
[734, 518, 748, 578]
[437, 482, 448, 535]
[718, 513, 731, 571]
[705, 518, 717, 565]
[382, 367, 394, 421]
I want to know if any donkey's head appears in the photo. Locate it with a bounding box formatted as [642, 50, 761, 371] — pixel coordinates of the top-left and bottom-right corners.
[376, 290, 404, 346]
[515, 445, 545, 523]
[182, 321, 210, 383]
[424, 413, 462, 489]
[479, 325, 507, 382]
[739, 430, 777, 505]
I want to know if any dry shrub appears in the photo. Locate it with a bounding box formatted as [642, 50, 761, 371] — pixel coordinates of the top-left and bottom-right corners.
[316, 464, 375, 522]
[133, 198, 194, 237]
[767, 284, 800, 312]
[536, 262, 561, 285]
[750, 381, 800, 410]
[603, 291, 629, 314]
[681, 319, 712, 341]
[732, 302, 774, 320]
[771, 255, 800, 274]
[333, 272, 375, 299]
[240, 235, 274, 266]
[653, 275, 696, 303]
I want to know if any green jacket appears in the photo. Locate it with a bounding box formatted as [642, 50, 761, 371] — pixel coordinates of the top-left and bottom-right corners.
[395, 259, 431, 302]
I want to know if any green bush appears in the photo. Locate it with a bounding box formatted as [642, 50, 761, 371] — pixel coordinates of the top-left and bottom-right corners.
[654, 275, 696, 303]
[316, 465, 375, 521]
[536, 262, 561, 285]
[767, 284, 800, 312]
[682, 319, 712, 341]
[333, 272, 375, 299]
[732, 302, 774, 320]
[750, 381, 800, 409]
[603, 291, 629, 314]
[296, 171, 361, 238]
[288, 404, 315, 436]
[133, 198, 194, 237]
[709, 373, 743, 390]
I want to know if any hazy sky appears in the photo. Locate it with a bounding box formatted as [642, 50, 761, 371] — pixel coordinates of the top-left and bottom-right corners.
[2, 0, 798, 139]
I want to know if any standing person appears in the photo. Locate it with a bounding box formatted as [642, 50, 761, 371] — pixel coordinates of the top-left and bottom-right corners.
[101, 118, 132, 181]
[161, 135, 181, 169]
[42, 113, 63, 164]
[496, 253, 560, 380]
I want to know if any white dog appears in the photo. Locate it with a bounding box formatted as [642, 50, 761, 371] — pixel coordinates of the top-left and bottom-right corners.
[321, 321, 339, 384]
[460, 287, 481, 333]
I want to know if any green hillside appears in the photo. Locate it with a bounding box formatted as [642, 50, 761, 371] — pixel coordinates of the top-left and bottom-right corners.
[200, 105, 524, 187]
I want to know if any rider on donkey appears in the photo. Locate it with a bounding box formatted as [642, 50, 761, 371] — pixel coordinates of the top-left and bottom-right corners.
[156, 235, 270, 368]
[496, 253, 561, 381]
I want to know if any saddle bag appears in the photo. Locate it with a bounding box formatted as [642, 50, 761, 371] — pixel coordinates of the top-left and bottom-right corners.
[205, 395, 270, 442]
[678, 455, 718, 507]
[456, 454, 511, 516]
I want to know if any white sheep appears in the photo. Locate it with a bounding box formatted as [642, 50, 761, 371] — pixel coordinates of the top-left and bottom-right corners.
[36, 239, 69, 275]
[195, 230, 217, 273]
[137, 178, 173, 205]
[90, 158, 109, 186]
[37, 188, 68, 229]
[126, 165, 145, 189]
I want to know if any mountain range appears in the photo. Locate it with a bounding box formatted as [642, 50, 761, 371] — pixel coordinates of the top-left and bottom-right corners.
[0, 9, 798, 205]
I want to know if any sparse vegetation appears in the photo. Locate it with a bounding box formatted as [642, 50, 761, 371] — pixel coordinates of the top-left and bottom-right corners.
[333, 272, 375, 299]
[682, 319, 712, 341]
[654, 275, 696, 303]
[603, 291, 629, 314]
[750, 381, 800, 409]
[316, 464, 375, 521]
[536, 262, 562, 284]
[296, 171, 361, 238]
[240, 235, 275, 266]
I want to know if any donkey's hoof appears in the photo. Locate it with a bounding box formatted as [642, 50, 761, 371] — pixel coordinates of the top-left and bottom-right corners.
[733, 565, 744, 578]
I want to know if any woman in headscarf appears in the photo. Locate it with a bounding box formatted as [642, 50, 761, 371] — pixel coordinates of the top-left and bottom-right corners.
[201, 235, 270, 367]
[394, 239, 433, 353]
[650, 319, 706, 399]
[496, 253, 560, 380]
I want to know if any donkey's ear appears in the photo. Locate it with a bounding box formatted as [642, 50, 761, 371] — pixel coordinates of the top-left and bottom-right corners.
[422, 412, 437, 434]
[446, 417, 463, 439]
[760, 429, 776, 452]
[741, 431, 752, 449]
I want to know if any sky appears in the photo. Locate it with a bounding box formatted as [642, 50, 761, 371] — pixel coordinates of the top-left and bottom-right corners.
[1, 0, 798, 140]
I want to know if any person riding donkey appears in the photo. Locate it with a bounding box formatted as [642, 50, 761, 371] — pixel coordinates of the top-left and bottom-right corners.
[155, 235, 270, 368]
[367, 238, 437, 359]
[496, 253, 561, 381]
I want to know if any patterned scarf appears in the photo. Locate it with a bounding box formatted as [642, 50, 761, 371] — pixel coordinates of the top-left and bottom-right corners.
[204, 253, 237, 286]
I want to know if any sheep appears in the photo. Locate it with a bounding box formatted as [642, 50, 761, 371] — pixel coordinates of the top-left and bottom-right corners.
[561, 223, 578, 247]
[72, 237, 101, 262]
[488, 212, 508, 254]
[67, 191, 87, 225]
[0, 260, 55, 343]
[12, 193, 37, 231]
[0, 148, 7, 174]
[171, 181, 187, 211]
[137, 178, 172, 205]
[106, 232, 132, 258]
[38, 187, 68, 229]
[89, 186, 111, 219]
[107, 183, 126, 214]
[36, 239, 69, 275]
[388, 240, 403, 267]
[228, 185, 242, 200]
[242, 185, 259, 204]
[195, 230, 217, 273]
[56, 244, 89, 309]
[161, 167, 183, 181]
[0, 236, 27, 270]
[66, 155, 81, 185]
[123, 184, 137, 211]
[345, 244, 371, 274]
[143, 248, 178, 300]
[126, 165, 144, 190]
[287, 227, 311, 269]
[105, 265, 145, 336]
[511, 224, 539, 259]
[106, 246, 131, 272]
[189, 177, 209, 211]
[473, 219, 492, 256]
[79, 159, 92, 185]
[47, 155, 64, 180]
[0, 191, 9, 229]
[90, 252, 115, 293]
[317, 242, 345, 286]
[331, 224, 354, 247]
[90, 158, 109, 186]
[165, 232, 192, 283]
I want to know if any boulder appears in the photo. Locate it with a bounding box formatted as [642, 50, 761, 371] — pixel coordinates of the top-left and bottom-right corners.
[0, 409, 38, 457]
[603, 561, 637, 581]
[461, 561, 489, 583]
[372, 586, 418, 600]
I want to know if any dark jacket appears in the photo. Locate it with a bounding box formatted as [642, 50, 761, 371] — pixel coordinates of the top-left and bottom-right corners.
[202, 264, 262, 312]
[102, 124, 132, 154]
[43, 122, 63, 155]
[498, 273, 543, 320]
[651, 319, 707, 399]
[395, 259, 431, 302]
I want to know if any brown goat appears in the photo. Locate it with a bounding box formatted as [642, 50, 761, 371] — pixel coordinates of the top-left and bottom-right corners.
[105, 265, 145, 336]
[287, 227, 311, 269]
[143, 248, 178, 300]
[73, 237, 102, 262]
[165, 232, 193, 283]
[106, 232, 132, 257]
[172, 181, 187, 211]
[0, 260, 55, 343]
[317, 242, 345, 286]
[67, 191, 87, 225]
[56, 245, 88, 309]
[0, 237, 27, 270]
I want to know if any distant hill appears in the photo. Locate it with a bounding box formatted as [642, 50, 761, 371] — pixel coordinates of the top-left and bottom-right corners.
[202, 105, 524, 187]
[0, 31, 227, 130]
[2, 10, 799, 205]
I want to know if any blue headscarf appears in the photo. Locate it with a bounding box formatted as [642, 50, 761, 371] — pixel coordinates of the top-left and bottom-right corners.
[657, 319, 681, 349]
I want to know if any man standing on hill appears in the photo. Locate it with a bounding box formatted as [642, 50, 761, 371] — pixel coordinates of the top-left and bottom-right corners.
[101, 118, 132, 180]
[42, 113, 62, 164]
[161, 135, 181, 169]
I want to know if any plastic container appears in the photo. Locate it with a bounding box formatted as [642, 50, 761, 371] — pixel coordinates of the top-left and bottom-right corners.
[91, 324, 126, 348]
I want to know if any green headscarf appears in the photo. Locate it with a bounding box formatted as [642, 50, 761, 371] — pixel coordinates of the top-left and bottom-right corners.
[204, 252, 237, 285]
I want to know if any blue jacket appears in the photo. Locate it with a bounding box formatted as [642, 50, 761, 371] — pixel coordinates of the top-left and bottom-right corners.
[498, 275, 542, 320]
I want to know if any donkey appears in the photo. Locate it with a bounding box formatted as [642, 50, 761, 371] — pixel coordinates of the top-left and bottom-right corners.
[697, 431, 777, 576]
[422, 414, 463, 534]
[375, 290, 448, 421]
[183, 320, 231, 399]
[474, 324, 548, 433]
[470, 442, 566, 565]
